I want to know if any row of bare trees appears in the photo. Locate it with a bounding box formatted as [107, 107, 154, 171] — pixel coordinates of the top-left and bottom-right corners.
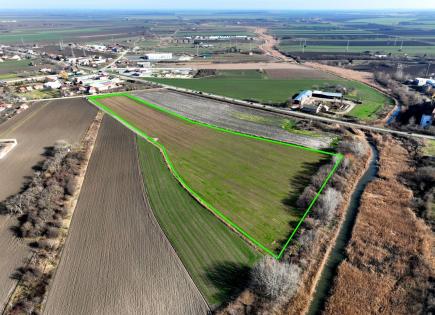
[2, 141, 85, 314]
[248, 137, 367, 302]
[374, 72, 424, 107]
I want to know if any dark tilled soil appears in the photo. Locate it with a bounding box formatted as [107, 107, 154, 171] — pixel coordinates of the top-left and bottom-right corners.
[44, 115, 208, 315]
[0, 99, 97, 310]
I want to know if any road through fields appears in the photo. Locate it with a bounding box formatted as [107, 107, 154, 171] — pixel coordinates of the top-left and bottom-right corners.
[0, 99, 97, 311]
[44, 115, 208, 315]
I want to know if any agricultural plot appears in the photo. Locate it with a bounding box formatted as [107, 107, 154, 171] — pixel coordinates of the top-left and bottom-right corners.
[44, 116, 208, 315]
[0, 99, 97, 310]
[90, 94, 340, 257]
[148, 70, 393, 120]
[137, 138, 259, 305]
[132, 90, 334, 149]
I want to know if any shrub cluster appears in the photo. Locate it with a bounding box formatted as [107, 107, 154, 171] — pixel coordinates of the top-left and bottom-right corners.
[4, 141, 84, 238]
[2, 141, 85, 314]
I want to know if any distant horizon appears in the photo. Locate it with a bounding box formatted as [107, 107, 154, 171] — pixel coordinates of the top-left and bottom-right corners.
[2, 0, 435, 11]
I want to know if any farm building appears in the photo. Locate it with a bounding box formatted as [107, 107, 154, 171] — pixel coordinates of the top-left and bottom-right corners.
[291, 90, 343, 108]
[312, 90, 343, 99]
[420, 114, 433, 128]
[144, 53, 173, 61]
[292, 90, 312, 106]
[44, 81, 62, 89]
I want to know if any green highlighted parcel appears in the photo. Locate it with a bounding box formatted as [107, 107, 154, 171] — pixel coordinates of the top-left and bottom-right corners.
[137, 138, 259, 305]
[89, 93, 340, 257]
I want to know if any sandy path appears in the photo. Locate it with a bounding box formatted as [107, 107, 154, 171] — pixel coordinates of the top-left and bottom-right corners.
[254, 27, 293, 62]
[0, 99, 97, 311]
[44, 115, 208, 315]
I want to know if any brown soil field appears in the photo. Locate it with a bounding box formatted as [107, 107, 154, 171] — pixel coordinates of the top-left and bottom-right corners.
[0, 99, 97, 311]
[43, 115, 208, 315]
[323, 135, 435, 315]
[304, 61, 388, 93]
[157, 62, 318, 70]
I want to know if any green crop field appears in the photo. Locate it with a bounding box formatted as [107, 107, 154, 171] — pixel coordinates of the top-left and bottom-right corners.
[0, 27, 103, 43]
[148, 70, 393, 120]
[278, 44, 435, 56]
[0, 59, 32, 72]
[93, 95, 332, 255]
[137, 138, 259, 305]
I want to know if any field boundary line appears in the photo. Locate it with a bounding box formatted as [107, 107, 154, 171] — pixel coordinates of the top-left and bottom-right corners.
[133, 137, 211, 311]
[88, 92, 342, 259]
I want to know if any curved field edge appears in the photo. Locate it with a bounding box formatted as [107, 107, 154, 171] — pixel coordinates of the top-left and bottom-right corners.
[88, 93, 342, 258]
[137, 137, 259, 305]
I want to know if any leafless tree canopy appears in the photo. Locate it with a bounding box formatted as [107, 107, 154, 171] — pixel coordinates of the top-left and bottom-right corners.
[251, 257, 301, 300]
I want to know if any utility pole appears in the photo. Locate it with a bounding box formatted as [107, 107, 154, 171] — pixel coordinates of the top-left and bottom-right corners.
[426, 62, 432, 77]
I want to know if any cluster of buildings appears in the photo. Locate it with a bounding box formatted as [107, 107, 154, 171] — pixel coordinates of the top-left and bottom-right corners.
[185, 35, 254, 42]
[290, 90, 348, 114]
[411, 77, 435, 88]
[11, 71, 125, 99]
[73, 74, 124, 94]
[120, 67, 193, 79]
[0, 100, 29, 123]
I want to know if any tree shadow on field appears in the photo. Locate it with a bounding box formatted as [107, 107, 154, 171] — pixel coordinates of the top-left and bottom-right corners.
[205, 262, 251, 303]
[281, 157, 330, 211]
[276, 157, 331, 251]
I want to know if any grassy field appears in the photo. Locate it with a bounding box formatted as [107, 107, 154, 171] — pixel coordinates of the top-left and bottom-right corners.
[17, 90, 60, 100]
[0, 27, 103, 43]
[95, 95, 330, 254]
[148, 70, 393, 120]
[137, 138, 259, 305]
[423, 139, 435, 156]
[0, 59, 33, 73]
[279, 44, 435, 56]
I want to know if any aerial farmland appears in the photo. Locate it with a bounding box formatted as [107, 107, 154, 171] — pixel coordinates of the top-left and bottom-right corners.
[0, 99, 97, 310]
[0, 6, 434, 315]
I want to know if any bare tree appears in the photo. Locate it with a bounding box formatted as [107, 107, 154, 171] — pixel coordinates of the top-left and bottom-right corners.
[251, 257, 301, 300]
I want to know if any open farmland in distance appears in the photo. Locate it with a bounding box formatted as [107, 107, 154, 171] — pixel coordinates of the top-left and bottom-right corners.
[271, 12, 435, 58]
[148, 70, 393, 120]
[137, 138, 259, 305]
[94, 95, 331, 254]
[0, 99, 97, 310]
[44, 115, 208, 315]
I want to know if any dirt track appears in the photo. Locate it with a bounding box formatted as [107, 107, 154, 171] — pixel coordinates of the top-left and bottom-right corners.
[44, 116, 208, 315]
[254, 27, 293, 62]
[0, 99, 97, 311]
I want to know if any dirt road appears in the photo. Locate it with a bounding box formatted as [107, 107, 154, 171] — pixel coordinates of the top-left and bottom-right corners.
[0, 99, 97, 311]
[254, 27, 293, 62]
[44, 116, 208, 315]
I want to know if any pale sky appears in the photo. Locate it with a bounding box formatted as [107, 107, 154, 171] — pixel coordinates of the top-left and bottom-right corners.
[2, 0, 435, 10]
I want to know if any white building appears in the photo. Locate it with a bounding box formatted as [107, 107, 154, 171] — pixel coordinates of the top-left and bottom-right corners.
[44, 81, 62, 89]
[144, 53, 173, 61]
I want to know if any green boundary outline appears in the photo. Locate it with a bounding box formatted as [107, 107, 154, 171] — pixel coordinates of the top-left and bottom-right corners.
[88, 92, 343, 259]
